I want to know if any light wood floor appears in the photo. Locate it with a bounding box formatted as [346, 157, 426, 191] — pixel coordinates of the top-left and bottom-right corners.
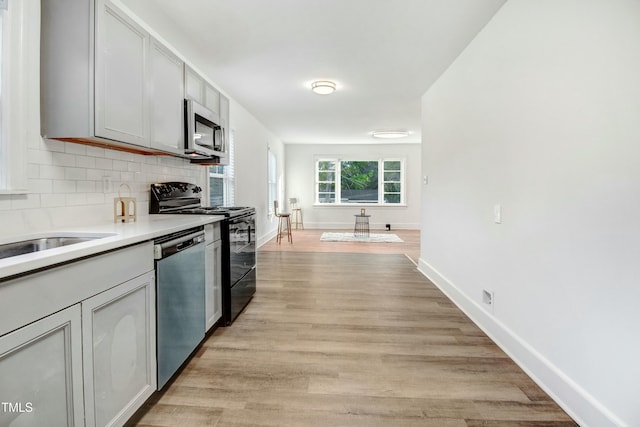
[130, 246, 577, 426]
[259, 228, 421, 264]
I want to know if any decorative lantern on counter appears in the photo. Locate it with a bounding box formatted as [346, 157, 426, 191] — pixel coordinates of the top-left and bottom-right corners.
[114, 184, 137, 223]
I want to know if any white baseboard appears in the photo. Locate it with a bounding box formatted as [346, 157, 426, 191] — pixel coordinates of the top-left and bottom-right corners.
[302, 222, 420, 230]
[417, 257, 625, 427]
[257, 230, 277, 248]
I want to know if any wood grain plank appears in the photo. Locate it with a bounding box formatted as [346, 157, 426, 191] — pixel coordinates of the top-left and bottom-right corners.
[128, 250, 576, 426]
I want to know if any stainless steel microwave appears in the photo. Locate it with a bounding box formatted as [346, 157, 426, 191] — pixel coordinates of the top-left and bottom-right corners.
[184, 99, 226, 161]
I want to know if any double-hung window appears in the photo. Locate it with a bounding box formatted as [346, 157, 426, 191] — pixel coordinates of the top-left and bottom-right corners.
[315, 158, 405, 205]
[267, 148, 277, 215]
[0, 0, 34, 193]
[208, 129, 235, 206]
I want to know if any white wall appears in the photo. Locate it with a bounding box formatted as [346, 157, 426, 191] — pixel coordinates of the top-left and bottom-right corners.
[0, 0, 205, 235]
[231, 101, 285, 245]
[286, 143, 421, 229]
[118, 0, 284, 245]
[419, 1, 640, 426]
[117, 0, 285, 246]
[0, 139, 205, 235]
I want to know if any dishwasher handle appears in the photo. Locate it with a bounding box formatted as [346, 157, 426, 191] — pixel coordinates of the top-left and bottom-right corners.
[154, 230, 205, 259]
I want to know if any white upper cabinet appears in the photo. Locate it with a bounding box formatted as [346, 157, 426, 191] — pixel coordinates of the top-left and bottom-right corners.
[205, 84, 221, 116]
[185, 65, 205, 105]
[95, 0, 150, 146]
[41, 0, 185, 156]
[41, 0, 229, 159]
[185, 65, 222, 117]
[149, 38, 185, 155]
[219, 94, 230, 157]
[220, 93, 230, 131]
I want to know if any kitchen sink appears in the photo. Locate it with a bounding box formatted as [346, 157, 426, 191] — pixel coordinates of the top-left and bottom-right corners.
[0, 233, 116, 260]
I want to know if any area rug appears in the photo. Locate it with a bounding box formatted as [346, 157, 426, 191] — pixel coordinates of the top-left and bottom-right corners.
[320, 232, 404, 243]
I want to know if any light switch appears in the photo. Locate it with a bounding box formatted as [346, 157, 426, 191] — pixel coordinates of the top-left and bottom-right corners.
[494, 204, 502, 224]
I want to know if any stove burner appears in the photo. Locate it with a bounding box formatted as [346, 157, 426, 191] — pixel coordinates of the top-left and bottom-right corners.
[149, 182, 255, 218]
[177, 206, 254, 217]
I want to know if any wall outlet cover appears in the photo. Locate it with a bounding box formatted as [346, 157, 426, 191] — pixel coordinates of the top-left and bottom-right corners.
[482, 289, 494, 313]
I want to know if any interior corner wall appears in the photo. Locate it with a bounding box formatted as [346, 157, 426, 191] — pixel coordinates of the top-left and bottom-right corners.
[419, 1, 640, 426]
[285, 143, 421, 229]
[115, 0, 285, 246]
[230, 100, 285, 246]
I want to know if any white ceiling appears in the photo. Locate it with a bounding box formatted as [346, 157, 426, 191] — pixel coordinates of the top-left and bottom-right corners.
[123, 0, 507, 144]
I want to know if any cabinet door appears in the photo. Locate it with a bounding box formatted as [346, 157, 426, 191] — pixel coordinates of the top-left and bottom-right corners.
[220, 93, 230, 128]
[184, 65, 205, 104]
[95, 0, 150, 146]
[204, 84, 220, 115]
[82, 271, 156, 427]
[149, 38, 185, 155]
[206, 239, 223, 331]
[0, 305, 84, 427]
[219, 94, 230, 154]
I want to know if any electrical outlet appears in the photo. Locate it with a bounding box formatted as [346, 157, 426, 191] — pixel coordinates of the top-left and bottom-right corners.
[482, 289, 494, 313]
[102, 176, 112, 193]
[423, 175, 428, 185]
[494, 204, 502, 224]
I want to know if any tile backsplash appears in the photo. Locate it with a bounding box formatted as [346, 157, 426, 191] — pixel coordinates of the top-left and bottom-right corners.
[0, 138, 206, 235]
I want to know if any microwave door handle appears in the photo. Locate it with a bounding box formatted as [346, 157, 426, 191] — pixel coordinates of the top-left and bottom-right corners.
[221, 127, 226, 153]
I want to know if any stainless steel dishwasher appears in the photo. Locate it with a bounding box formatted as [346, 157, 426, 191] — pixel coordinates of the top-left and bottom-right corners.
[154, 226, 206, 389]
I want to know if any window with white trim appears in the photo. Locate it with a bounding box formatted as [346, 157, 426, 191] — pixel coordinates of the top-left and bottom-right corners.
[315, 158, 405, 205]
[267, 148, 277, 215]
[209, 128, 235, 206]
[0, 1, 8, 189]
[0, 0, 34, 193]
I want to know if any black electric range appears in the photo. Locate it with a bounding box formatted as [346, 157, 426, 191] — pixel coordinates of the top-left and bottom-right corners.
[149, 182, 254, 218]
[149, 182, 256, 326]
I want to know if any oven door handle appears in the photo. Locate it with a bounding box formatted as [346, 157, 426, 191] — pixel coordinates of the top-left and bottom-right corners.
[233, 243, 252, 254]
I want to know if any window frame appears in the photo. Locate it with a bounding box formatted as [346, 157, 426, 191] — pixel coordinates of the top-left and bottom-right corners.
[267, 147, 277, 216]
[207, 129, 235, 207]
[314, 157, 406, 206]
[0, 0, 34, 194]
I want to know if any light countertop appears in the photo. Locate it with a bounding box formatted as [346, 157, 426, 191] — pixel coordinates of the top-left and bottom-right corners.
[0, 215, 225, 281]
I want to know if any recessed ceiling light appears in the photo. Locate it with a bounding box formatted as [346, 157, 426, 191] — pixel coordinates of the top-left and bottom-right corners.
[371, 130, 410, 139]
[311, 80, 336, 95]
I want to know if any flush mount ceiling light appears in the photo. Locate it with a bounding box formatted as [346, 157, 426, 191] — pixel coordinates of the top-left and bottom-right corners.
[371, 130, 410, 139]
[311, 80, 336, 95]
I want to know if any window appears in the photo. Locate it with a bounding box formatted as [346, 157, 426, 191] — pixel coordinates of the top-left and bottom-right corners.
[267, 148, 277, 215]
[317, 160, 335, 203]
[315, 158, 405, 205]
[208, 129, 235, 206]
[0, 0, 33, 193]
[0, 0, 8, 188]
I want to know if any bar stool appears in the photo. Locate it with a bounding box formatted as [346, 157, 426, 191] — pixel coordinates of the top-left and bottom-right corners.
[274, 200, 292, 244]
[288, 198, 304, 229]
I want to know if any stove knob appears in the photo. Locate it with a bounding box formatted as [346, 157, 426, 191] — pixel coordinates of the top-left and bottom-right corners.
[194, 186, 202, 193]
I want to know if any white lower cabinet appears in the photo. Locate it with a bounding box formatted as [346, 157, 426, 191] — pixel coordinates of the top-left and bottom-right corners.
[0, 305, 85, 427]
[82, 271, 156, 427]
[205, 223, 223, 331]
[0, 242, 160, 426]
